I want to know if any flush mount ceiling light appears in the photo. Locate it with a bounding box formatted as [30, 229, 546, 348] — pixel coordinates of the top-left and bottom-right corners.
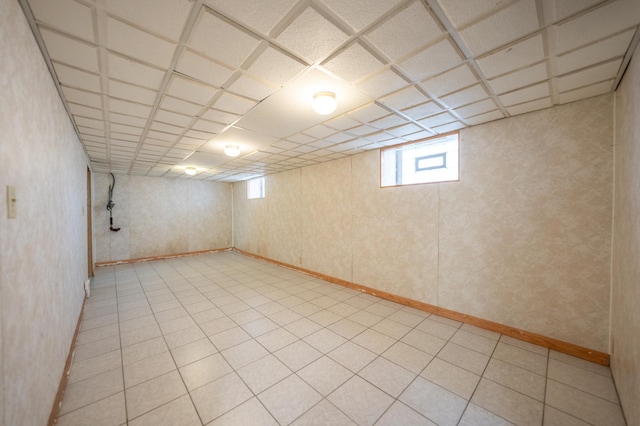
[184, 166, 197, 176]
[224, 144, 240, 157]
[312, 91, 337, 115]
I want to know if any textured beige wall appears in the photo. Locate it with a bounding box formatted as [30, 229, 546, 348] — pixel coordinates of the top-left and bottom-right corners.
[94, 174, 232, 262]
[234, 95, 614, 352]
[0, 0, 89, 424]
[611, 42, 640, 426]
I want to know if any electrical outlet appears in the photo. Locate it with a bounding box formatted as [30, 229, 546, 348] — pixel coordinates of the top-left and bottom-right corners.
[6, 186, 16, 219]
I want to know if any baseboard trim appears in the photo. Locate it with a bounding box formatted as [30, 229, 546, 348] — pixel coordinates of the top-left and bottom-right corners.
[234, 248, 609, 366]
[48, 292, 87, 426]
[95, 247, 233, 267]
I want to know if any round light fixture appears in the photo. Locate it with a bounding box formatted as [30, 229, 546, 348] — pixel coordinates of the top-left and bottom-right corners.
[312, 91, 337, 115]
[224, 144, 240, 157]
[184, 166, 197, 176]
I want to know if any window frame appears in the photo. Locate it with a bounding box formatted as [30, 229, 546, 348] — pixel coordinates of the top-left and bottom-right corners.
[380, 131, 460, 188]
[247, 176, 266, 199]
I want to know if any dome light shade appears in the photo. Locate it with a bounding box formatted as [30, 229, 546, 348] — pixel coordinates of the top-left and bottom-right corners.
[184, 166, 197, 175]
[312, 91, 337, 115]
[224, 144, 240, 157]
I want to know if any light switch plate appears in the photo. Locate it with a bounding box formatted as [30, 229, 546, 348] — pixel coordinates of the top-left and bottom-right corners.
[7, 186, 16, 219]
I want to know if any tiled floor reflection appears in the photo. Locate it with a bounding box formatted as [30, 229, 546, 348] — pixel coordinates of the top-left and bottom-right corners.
[56, 252, 626, 426]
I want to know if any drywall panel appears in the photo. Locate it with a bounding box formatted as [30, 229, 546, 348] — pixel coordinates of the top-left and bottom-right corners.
[611, 41, 640, 426]
[267, 168, 302, 267]
[439, 95, 613, 352]
[233, 180, 268, 256]
[94, 174, 232, 262]
[233, 95, 614, 353]
[351, 151, 440, 304]
[300, 157, 353, 282]
[0, 0, 89, 424]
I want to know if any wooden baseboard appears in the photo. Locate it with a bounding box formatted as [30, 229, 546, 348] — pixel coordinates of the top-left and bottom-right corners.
[48, 292, 87, 426]
[234, 248, 609, 366]
[95, 247, 233, 267]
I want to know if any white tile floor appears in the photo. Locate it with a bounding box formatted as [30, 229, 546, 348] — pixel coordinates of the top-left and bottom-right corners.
[56, 252, 627, 426]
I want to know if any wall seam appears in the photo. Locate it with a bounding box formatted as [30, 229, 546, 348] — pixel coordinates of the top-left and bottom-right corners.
[609, 92, 617, 355]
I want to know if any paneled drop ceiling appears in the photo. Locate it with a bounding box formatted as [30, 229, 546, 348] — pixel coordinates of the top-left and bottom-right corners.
[19, 0, 640, 181]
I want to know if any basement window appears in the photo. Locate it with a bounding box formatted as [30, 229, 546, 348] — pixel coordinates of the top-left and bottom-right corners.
[381, 132, 459, 187]
[247, 177, 265, 199]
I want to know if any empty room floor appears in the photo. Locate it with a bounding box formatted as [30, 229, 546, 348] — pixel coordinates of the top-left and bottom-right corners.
[55, 251, 626, 426]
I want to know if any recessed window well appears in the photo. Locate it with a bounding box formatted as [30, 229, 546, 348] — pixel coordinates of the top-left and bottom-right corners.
[247, 177, 265, 199]
[381, 132, 459, 187]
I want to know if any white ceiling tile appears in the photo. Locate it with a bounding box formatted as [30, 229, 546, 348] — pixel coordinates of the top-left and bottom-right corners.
[110, 133, 140, 143]
[347, 103, 390, 122]
[437, 0, 512, 28]
[160, 96, 202, 116]
[110, 112, 148, 127]
[401, 102, 444, 120]
[248, 46, 307, 86]
[277, 6, 349, 64]
[227, 74, 279, 101]
[69, 103, 102, 120]
[104, 0, 193, 41]
[183, 129, 213, 140]
[370, 114, 408, 130]
[421, 64, 478, 97]
[109, 80, 157, 105]
[489, 62, 548, 94]
[418, 112, 457, 128]
[175, 50, 234, 88]
[109, 98, 153, 118]
[506, 97, 552, 116]
[477, 34, 545, 78]
[272, 140, 301, 149]
[454, 98, 498, 119]
[29, 0, 95, 41]
[107, 53, 165, 89]
[322, 42, 385, 82]
[308, 139, 336, 149]
[54, 63, 101, 92]
[343, 124, 375, 136]
[398, 38, 463, 81]
[543, 0, 604, 22]
[75, 116, 105, 130]
[212, 92, 257, 115]
[385, 123, 422, 137]
[40, 29, 98, 72]
[403, 129, 435, 140]
[288, 132, 316, 143]
[557, 80, 613, 104]
[147, 130, 178, 142]
[110, 123, 144, 136]
[201, 108, 240, 125]
[498, 82, 550, 106]
[365, 0, 444, 61]
[432, 121, 465, 133]
[556, 29, 635, 74]
[318, 0, 404, 31]
[440, 84, 488, 108]
[379, 86, 429, 111]
[325, 132, 356, 144]
[464, 109, 504, 125]
[188, 10, 261, 68]
[155, 110, 193, 127]
[460, 0, 540, 56]
[357, 68, 409, 98]
[303, 125, 336, 139]
[205, 0, 298, 36]
[106, 17, 176, 69]
[557, 59, 622, 92]
[150, 121, 183, 135]
[193, 119, 226, 134]
[555, 0, 640, 53]
[77, 126, 105, 137]
[325, 115, 360, 131]
[62, 87, 102, 109]
[167, 75, 218, 105]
